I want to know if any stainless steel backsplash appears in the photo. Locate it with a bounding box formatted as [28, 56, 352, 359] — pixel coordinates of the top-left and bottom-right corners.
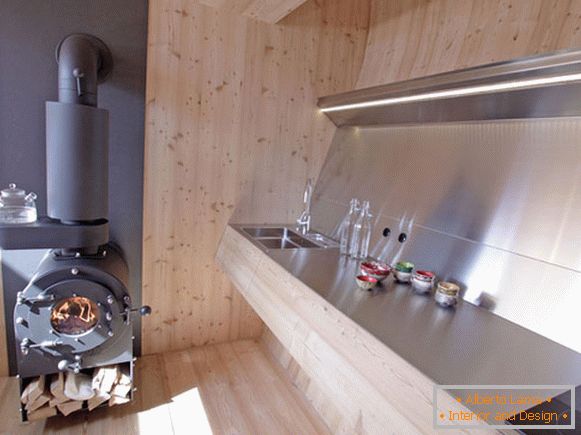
[311, 118, 581, 353]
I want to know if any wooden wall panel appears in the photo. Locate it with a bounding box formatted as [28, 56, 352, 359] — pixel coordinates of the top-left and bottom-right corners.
[357, 0, 581, 89]
[260, 329, 345, 433]
[142, 0, 370, 355]
[197, 0, 310, 23]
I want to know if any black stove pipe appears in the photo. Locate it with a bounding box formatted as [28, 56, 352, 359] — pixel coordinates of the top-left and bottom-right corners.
[57, 34, 101, 106]
[46, 34, 113, 225]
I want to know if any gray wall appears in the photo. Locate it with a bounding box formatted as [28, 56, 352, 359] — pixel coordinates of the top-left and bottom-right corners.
[0, 1, 148, 373]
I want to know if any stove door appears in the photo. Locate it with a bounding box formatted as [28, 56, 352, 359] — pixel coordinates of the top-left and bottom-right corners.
[15, 278, 125, 357]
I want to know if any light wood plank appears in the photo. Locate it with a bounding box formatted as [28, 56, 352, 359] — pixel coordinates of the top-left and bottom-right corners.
[261, 328, 345, 432]
[357, 0, 581, 88]
[196, 0, 310, 23]
[226, 340, 329, 434]
[142, 0, 370, 356]
[184, 340, 330, 434]
[188, 344, 257, 434]
[159, 349, 213, 434]
[0, 341, 327, 434]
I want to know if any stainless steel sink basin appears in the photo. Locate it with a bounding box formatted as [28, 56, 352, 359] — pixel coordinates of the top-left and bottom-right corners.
[242, 226, 335, 250]
[242, 227, 286, 238]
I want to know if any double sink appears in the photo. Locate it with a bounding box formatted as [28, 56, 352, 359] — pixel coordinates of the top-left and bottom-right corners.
[241, 226, 338, 250]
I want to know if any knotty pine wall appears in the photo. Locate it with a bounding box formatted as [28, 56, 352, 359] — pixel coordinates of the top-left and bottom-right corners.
[357, 0, 581, 88]
[141, 0, 581, 357]
[141, 0, 370, 355]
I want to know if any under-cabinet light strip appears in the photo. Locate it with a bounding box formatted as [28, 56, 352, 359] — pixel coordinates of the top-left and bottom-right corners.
[320, 72, 581, 112]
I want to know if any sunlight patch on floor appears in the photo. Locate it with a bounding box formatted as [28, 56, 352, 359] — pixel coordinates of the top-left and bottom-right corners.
[138, 387, 213, 435]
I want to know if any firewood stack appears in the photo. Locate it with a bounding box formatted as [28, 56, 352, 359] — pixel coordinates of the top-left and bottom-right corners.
[20, 365, 131, 421]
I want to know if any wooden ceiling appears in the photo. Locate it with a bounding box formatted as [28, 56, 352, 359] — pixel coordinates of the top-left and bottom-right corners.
[196, 0, 310, 23]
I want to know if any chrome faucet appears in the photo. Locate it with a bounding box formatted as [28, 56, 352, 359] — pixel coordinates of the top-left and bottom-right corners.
[297, 178, 313, 235]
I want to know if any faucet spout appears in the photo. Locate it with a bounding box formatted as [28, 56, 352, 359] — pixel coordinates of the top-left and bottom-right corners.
[297, 178, 313, 234]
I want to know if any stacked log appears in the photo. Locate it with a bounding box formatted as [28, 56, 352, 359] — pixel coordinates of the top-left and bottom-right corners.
[20, 364, 131, 421]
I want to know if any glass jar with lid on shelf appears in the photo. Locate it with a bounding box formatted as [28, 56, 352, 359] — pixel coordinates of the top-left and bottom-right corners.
[0, 183, 38, 224]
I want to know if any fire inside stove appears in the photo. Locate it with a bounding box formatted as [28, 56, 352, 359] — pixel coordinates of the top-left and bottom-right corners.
[50, 296, 99, 335]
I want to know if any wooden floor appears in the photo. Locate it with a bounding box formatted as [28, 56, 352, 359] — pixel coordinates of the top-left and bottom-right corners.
[0, 340, 330, 435]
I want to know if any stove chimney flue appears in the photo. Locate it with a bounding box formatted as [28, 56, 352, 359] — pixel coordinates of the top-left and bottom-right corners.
[56, 34, 111, 106]
[46, 34, 113, 224]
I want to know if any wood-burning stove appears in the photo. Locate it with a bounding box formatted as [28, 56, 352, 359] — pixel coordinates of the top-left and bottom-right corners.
[0, 33, 150, 420]
[14, 246, 148, 420]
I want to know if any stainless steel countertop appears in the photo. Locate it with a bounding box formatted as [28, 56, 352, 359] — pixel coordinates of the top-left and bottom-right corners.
[231, 224, 581, 388]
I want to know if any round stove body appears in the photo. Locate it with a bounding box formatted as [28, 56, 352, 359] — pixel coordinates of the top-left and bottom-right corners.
[13, 246, 133, 377]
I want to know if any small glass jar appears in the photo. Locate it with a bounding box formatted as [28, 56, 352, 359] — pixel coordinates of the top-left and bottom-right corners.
[0, 183, 38, 224]
[434, 282, 460, 307]
[411, 270, 435, 294]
